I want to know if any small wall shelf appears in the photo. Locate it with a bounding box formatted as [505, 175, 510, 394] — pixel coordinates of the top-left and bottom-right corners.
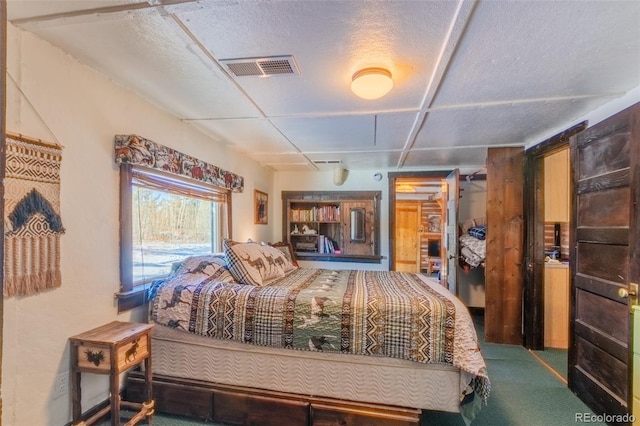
[282, 191, 381, 263]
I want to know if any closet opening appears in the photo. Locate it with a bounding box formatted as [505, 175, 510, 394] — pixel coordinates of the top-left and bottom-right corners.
[457, 173, 487, 314]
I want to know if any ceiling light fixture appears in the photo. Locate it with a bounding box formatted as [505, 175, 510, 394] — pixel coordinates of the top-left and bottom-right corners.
[333, 166, 348, 186]
[396, 183, 415, 193]
[351, 68, 393, 100]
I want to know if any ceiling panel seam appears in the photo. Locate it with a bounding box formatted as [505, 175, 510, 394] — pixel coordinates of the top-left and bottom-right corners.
[181, 109, 419, 121]
[397, 0, 479, 169]
[423, 93, 623, 112]
[9, 0, 202, 26]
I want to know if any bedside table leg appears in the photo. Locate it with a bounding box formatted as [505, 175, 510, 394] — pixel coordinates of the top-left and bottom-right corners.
[144, 356, 154, 424]
[110, 371, 120, 426]
[71, 369, 82, 423]
[70, 344, 82, 424]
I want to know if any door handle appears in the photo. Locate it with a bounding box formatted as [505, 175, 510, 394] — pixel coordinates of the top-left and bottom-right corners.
[618, 287, 637, 298]
[618, 283, 639, 311]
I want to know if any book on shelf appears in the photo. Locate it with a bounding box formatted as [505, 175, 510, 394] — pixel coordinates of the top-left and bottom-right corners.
[317, 235, 339, 254]
[290, 205, 341, 223]
[317, 235, 325, 253]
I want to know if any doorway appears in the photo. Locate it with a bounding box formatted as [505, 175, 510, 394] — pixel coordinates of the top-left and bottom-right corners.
[530, 145, 572, 382]
[388, 172, 450, 280]
[523, 122, 585, 352]
[542, 148, 571, 352]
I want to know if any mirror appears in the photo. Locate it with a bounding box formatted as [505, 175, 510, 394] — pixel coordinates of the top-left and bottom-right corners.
[350, 208, 366, 242]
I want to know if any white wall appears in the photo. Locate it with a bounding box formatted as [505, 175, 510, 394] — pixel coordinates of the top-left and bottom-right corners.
[458, 180, 487, 224]
[2, 24, 274, 426]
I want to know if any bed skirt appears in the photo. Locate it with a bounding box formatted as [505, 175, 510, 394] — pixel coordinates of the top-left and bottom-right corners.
[149, 325, 469, 414]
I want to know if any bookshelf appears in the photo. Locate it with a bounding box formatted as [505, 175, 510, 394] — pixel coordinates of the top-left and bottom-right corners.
[282, 191, 382, 263]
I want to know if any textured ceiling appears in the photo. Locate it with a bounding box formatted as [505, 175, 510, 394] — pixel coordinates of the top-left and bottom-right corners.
[7, 0, 640, 172]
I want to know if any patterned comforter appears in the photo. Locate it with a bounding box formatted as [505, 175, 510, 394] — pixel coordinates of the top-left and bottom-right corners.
[150, 267, 490, 406]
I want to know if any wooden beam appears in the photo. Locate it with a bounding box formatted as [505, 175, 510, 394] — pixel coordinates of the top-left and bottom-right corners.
[485, 147, 524, 344]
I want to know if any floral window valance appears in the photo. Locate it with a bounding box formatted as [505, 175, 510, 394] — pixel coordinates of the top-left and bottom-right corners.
[114, 134, 244, 192]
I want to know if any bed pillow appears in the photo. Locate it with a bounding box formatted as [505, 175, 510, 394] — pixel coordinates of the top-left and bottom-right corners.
[468, 226, 487, 240]
[173, 254, 237, 282]
[268, 241, 299, 267]
[460, 218, 477, 235]
[224, 240, 297, 286]
[474, 217, 487, 227]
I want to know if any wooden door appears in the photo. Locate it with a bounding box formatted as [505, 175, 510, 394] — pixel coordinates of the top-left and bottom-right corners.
[443, 170, 459, 293]
[569, 102, 640, 418]
[394, 201, 421, 272]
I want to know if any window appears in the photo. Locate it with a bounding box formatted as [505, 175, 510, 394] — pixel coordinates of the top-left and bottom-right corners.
[117, 163, 231, 311]
[428, 239, 441, 257]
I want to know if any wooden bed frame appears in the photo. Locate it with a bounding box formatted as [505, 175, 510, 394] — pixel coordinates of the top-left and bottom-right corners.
[125, 370, 422, 425]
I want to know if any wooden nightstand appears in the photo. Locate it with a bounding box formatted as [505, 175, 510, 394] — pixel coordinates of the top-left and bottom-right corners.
[69, 321, 154, 426]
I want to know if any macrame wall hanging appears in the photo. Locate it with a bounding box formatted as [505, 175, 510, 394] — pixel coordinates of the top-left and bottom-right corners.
[114, 134, 244, 192]
[3, 133, 65, 297]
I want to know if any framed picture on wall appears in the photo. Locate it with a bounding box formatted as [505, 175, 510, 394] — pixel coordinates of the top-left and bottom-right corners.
[427, 214, 441, 233]
[255, 190, 268, 224]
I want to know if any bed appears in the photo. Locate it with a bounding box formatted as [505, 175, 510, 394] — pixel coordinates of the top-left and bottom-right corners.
[459, 218, 487, 269]
[136, 241, 490, 425]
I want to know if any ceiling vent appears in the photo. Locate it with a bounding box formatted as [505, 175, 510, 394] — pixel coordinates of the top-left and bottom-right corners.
[313, 160, 341, 165]
[312, 160, 343, 171]
[221, 56, 299, 77]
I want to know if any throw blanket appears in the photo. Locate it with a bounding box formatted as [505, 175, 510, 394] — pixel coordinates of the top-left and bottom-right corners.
[459, 233, 486, 268]
[150, 268, 490, 406]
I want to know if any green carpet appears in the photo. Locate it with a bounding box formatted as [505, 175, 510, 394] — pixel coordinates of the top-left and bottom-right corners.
[105, 316, 603, 426]
[457, 343, 600, 425]
[531, 347, 568, 381]
[421, 318, 603, 426]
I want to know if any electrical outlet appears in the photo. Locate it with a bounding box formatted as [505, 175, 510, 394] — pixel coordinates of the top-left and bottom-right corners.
[53, 372, 69, 398]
